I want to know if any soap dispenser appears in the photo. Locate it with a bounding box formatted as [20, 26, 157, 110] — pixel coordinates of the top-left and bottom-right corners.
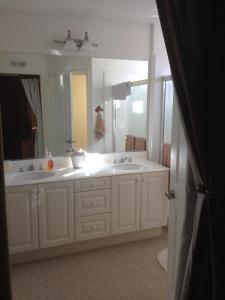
[47, 152, 54, 170]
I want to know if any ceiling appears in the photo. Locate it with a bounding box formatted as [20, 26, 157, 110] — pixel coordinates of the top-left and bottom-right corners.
[0, 0, 158, 23]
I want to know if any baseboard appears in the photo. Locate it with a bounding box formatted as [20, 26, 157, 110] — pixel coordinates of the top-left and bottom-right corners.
[10, 227, 162, 265]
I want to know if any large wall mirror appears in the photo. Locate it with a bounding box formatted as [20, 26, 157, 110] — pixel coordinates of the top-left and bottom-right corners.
[0, 52, 149, 160]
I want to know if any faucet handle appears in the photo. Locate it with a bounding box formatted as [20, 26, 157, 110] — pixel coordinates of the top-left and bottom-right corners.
[27, 162, 36, 171]
[19, 165, 25, 172]
[38, 163, 43, 170]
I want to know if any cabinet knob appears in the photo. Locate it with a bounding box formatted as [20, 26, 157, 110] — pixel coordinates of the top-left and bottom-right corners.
[92, 225, 97, 231]
[38, 188, 45, 196]
[31, 188, 37, 197]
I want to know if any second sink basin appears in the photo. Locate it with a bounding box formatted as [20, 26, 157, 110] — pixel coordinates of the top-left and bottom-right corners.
[13, 171, 56, 181]
[112, 163, 145, 171]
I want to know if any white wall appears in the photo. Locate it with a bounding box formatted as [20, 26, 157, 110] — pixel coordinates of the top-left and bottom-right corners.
[0, 52, 47, 74]
[148, 20, 171, 163]
[0, 11, 150, 60]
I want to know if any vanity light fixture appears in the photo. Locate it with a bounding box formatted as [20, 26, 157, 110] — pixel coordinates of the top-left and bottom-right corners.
[62, 30, 78, 51]
[81, 32, 96, 51]
[53, 30, 98, 52]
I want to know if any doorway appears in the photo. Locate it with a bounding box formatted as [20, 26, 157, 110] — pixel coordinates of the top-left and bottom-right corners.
[70, 73, 88, 150]
[0, 74, 41, 160]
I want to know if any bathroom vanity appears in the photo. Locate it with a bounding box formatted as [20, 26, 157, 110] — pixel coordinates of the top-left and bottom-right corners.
[4, 155, 169, 264]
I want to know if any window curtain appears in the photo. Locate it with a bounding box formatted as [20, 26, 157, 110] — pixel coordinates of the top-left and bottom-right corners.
[0, 109, 12, 299]
[156, 1, 225, 299]
[21, 78, 44, 158]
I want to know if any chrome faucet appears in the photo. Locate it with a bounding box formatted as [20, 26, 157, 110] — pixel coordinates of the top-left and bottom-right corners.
[18, 165, 25, 172]
[121, 156, 132, 163]
[119, 155, 128, 163]
[113, 153, 132, 163]
[27, 163, 36, 171]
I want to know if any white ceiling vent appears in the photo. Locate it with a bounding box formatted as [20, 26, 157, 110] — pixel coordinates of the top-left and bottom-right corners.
[9, 61, 27, 67]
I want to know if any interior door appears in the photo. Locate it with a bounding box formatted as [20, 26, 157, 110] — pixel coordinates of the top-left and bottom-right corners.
[53, 72, 72, 155]
[168, 94, 187, 300]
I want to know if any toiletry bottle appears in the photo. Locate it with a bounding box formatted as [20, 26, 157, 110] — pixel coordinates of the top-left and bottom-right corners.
[45, 149, 49, 170]
[47, 152, 54, 170]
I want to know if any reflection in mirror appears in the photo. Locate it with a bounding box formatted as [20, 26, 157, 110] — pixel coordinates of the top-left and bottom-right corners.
[0, 53, 148, 159]
[0, 74, 44, 160]
[113, 81, 148, 153]
[71, 73, 88, 150]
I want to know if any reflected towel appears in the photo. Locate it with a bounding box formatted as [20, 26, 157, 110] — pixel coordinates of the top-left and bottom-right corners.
[95, 112, 105, 139]
[134, 137, 146, 151]
[125, 135, 135, 151]
[162, 143, 171, 167]
[112, 82, 131, 100]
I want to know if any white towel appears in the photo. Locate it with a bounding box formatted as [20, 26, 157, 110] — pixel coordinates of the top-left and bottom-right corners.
[112, 82, 131, 100]
[95, 112, 105, 139]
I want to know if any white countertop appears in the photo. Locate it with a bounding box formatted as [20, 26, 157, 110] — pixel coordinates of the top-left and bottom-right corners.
[4, 159, 169, 187]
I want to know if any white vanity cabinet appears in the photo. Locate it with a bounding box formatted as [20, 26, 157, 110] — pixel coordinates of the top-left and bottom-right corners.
[111, 174, 141, 235]
[141, 172, 168, 230]
[38, 181, 74, 249]
[5, 166, 169, 261]
[6, 185, 39, 254]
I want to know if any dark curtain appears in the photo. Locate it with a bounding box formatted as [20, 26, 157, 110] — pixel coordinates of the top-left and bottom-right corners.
[156, 1, 225, 299]
[0, 109, 12, 299]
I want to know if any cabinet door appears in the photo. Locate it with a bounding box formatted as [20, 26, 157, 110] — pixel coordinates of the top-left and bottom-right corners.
[38, 181, 74, 248]
[6, 185, 38, 254]
[141, 171, 169, 229]
[111, 174, 141, 235]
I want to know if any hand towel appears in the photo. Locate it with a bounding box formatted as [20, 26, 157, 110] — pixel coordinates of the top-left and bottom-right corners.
[95, 112, 105, 139]
[112, 82, 131, 100]
[134, 137, 146, 151]
[125, 135, 135, 151]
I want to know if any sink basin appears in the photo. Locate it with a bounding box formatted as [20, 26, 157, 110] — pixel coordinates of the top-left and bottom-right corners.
[13, 171, 56, 181]
[112, 163, 145, 171]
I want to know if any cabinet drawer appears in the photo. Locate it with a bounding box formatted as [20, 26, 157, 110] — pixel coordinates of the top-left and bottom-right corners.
[75, 190, 110, 217]
[75, 177, 110, 192]
[75, 214, 110, 241]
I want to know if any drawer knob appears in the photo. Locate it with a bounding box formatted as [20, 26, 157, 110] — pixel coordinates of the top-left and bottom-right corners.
[84, 226, 92, 233]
